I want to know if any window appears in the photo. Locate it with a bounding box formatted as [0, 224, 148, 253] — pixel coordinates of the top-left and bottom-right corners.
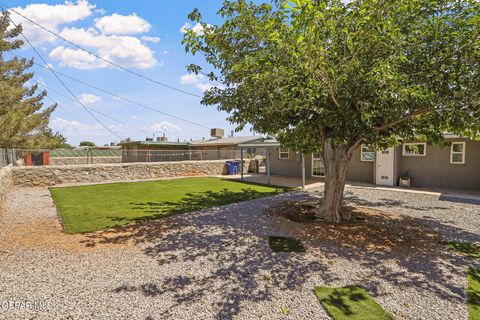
[360, 145, 375, 162]
[278, 148, 289, 159]
[402, 143, 426, 156]
[312, 153, 325, 177]
[450, 142, 466, 164]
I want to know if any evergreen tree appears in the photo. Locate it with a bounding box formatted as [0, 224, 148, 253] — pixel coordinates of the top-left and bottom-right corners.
[0, 11, 67, 149]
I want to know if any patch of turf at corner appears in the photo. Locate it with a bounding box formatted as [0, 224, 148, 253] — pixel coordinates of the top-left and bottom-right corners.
[268, 236, 305, 252]
[468, 268, 480, 320]
[445, 241, 480, 258]
[313, 285, 393, 320]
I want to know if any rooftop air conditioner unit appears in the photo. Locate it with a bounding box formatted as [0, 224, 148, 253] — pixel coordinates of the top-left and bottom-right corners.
[211, 128, 224, 139]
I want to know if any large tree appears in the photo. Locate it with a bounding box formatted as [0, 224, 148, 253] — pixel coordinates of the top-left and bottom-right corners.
[0, 11, 67, 149]
[183, 0, 480, 222]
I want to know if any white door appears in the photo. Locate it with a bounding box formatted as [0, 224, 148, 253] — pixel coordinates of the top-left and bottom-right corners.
[375, 147, 395, 186]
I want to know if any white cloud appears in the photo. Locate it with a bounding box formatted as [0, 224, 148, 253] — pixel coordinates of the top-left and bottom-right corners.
[50, 117, 106, 137]
[49, 45, 101, 69]
[49, 27, 157, 69]
[148, 121, 181, 133]
[180, 73, 221, 92]
[180, 73, 204, 85]
[50, 117, 132, 144]
[162, 50, 169, 54]
[77, 93, 102, 105]
[11, 0, 94, 45]
[180, 22, 210, 36]
[141, 36, 161, 43]
[195, 82, 214, 91]
[13, 1, 158, 70]
[94, 8, 106, 15]
[95, 13, 151, 35]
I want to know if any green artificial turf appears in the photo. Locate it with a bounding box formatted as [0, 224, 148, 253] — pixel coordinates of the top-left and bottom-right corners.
[468, 268, 480, 320]
[268, 236, 305, 252]
[50, 177, 288, 234]
[314, 285, 393, 320]
[445, 241, 480, 258]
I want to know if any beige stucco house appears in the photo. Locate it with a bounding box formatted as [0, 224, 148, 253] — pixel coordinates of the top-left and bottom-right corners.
[263, 136, 480, 190]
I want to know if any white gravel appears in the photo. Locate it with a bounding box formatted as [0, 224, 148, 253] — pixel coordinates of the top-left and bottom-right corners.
[0, 185, 478, 320]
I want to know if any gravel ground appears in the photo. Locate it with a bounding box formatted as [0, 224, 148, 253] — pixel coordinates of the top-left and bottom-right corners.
[0, 185, 479, 320]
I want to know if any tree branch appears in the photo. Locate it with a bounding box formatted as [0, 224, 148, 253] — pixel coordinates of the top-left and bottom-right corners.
[373, 108, 434, 132]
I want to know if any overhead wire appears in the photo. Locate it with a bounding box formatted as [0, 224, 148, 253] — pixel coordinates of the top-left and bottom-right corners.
[1, 2, 202, 98]
[38, 82, 152, 135]
[43, 94, 84, 123]
[32, 62, 211, 129]
[1, 9, 124, 140]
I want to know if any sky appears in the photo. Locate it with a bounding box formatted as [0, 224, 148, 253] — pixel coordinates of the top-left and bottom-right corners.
[5, 0, 258, 146]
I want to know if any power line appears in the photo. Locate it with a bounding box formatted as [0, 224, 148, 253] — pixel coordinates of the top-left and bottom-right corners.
[43, 94, 84, 122]
[38, 82, 152, 135]
[2, 10, 124, 140]
[32, 62, 211, 129]
[1, 2, 202, 98]
[39, 82, 125, 125]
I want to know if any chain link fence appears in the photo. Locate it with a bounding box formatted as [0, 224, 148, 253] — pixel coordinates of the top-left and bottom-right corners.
[0, 148, 17, 167]
[0, 148, 251, 166]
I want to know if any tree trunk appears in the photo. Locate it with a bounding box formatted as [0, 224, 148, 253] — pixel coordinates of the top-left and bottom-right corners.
[316, 138, 354, 223]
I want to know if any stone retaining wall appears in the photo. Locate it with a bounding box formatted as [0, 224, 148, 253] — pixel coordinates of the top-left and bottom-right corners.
[0, 165, 13, 207]
[49, 156, 122, 165]
[11, 160, 250, 187]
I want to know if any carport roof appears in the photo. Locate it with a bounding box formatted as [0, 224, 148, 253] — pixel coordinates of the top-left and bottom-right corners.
[237, 137, 280, 148]
[190, 135, 264, 146]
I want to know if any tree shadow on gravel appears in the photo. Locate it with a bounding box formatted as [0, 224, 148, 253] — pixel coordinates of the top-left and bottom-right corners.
[267, 196, 480, 313]
[79, 187, 287, 244]
[82, 191, 479, 319]
[342, 192, 450, 211]
[126, 187, 286, 219]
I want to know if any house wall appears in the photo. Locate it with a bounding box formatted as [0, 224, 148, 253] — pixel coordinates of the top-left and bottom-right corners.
[268, 147, 374, 183]
[267, 138, 480, 190]
[192, 145, 239, 160]
[397, 138, 480, 190]
[122, 145, 191, 162]
[268, 148, 308, 177]
[347, 147, 375, 183]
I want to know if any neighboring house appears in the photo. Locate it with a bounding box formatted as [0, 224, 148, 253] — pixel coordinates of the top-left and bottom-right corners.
[121, 140, 191, 162]
[190, 136, 266, 160]
[120, 135, 266, 162]
[268, 135, 480, 190]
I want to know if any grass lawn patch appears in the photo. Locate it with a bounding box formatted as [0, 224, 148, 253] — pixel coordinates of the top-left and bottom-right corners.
[268, 236, 305, 252]
[468, 268, 480, 320]
[50, 177, 288, 234]
[314, 285, 393, 320]
[445, 241, 480, 258]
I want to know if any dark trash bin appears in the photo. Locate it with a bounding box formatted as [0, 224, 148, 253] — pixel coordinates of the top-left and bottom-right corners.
[233, 161, 240, 174]
[231, 161, 240, 174]
[225, 161, 238, 175]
